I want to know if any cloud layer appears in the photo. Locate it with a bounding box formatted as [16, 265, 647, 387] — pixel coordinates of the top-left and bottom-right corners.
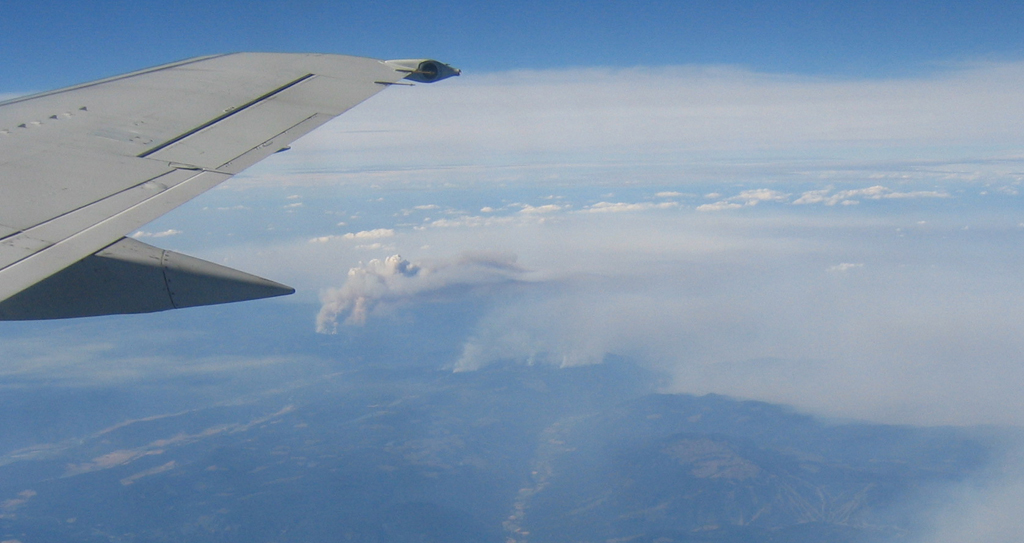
[235, 61, 1024, 191]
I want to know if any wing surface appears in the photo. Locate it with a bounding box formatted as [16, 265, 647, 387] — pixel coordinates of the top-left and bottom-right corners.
[0, 53, 458, 319]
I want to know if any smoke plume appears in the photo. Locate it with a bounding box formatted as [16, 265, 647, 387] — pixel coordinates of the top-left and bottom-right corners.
[316, 253, 529, 333]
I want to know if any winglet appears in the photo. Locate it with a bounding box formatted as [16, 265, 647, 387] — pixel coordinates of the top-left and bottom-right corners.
[384, 59, 461, 83]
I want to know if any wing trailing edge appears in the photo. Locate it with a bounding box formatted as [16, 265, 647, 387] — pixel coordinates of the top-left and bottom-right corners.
[0, 238, 293, 320]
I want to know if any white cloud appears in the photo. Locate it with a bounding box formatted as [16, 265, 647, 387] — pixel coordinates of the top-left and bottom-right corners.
[696, 201, 744, 212]
[828, 262, 863, 272]
[791, 189, 831, 205]
[581, 201, 679, 213]
[656, 191, 684, 198]
[883, 190, 949, 199]
[354, 243, 394, 251]
[426, 216, 517, 228]
[699, 185, 948, 211]
[518, 204, 563, 214]
[794, 185, 950, 206]
[131, 229, 182, 238]
[697, 189, 789, 211]
[343, 228, 395, 239]
[307, 228, 397, 244]
[734, 188, 789, 203]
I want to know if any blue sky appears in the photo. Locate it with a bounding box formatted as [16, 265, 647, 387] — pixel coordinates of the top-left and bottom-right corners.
[5, 2, 1024, 539]
[4, 0, 1024, 90]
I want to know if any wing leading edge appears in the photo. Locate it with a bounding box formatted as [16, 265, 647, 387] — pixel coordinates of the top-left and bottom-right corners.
[0, 54, 459, 320]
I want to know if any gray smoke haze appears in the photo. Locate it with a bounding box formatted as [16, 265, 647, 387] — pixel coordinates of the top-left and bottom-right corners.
[907, 448, 1024, 543]
[299, 208, 1024, 429]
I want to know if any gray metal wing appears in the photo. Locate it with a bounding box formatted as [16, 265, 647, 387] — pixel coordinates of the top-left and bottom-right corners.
[0, 53, 458, 320]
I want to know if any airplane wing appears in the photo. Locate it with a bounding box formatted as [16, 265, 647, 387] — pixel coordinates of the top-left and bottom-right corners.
[0, 53, 459, 320]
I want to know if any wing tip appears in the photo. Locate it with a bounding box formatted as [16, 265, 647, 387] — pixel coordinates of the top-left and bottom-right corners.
[384, 59, 461, 83]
